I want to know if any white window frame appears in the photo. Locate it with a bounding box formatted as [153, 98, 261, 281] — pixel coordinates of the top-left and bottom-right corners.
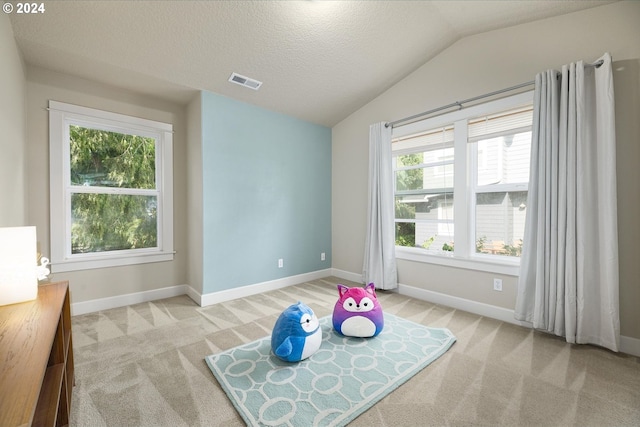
[392, 91, 533, 276]
[49, 100, 174, 272]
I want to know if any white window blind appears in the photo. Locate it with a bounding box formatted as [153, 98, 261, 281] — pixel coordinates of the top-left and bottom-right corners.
[468, 106, 533, 143]
[392, 125, 454, 154]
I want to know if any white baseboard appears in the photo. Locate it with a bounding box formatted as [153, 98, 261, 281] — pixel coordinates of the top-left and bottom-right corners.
[397, 281, 640, 358]
[69, 270, 332, 315]
[198, 269, 333, 307]
[71, 284, 189, 316]
[397, 283, 532, 328]
[330, 268, 363, 284]
[620, 335, 640, 358]
[184, 284, 202, 306]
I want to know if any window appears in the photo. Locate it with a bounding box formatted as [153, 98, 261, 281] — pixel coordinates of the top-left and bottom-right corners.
[394, 125, 455, 255]
[49, 101, 174, 272]
[470, 108, 532, 258]
[392, 92, 533, 274]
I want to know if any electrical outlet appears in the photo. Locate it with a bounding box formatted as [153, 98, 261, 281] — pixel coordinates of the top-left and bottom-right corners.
[321, 252, 326, 261]
[493, 278, 503, 291]
[278, 258, 283, 268]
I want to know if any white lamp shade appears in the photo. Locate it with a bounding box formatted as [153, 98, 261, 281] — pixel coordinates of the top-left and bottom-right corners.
[0, 226, 38, 306]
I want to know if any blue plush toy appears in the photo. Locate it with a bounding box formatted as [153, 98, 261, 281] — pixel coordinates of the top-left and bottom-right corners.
[271, 301, 322, 362]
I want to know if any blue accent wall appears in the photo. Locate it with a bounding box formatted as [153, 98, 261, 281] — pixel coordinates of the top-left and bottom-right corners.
[201, 92, 331, 293]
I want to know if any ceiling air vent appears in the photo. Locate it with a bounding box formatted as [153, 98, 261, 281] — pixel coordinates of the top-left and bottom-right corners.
[228, 72, 262, 90]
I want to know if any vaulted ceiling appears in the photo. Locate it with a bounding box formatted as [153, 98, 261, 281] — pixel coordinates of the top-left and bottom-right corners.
[9, 1, 615, 127]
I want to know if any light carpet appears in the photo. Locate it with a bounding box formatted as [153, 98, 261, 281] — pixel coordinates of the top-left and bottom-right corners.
[69, 276, 640, 426]
[205, 313, 456, 426]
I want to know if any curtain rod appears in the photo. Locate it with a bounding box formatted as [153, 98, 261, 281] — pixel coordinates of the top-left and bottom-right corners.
[386, 59, 604, 129]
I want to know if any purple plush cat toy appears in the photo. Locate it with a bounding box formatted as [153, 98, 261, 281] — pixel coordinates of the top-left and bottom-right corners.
[332, 283, 384, 337]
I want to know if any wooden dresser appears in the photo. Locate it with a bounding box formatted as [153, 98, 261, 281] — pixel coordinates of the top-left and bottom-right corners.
[0, 281, 74, 427]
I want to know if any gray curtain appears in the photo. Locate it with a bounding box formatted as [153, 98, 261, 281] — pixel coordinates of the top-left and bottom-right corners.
[363, 122, 397, 290]
[515, 53, 620, 352]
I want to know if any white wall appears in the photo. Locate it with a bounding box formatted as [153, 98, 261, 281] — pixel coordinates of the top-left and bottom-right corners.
[332, 1, 640, 340]
[25, 66, 189, 304]
[0, 14, 27, 226]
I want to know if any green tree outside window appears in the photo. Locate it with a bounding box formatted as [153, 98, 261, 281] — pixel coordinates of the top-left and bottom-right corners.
[69, 126, 158, 253]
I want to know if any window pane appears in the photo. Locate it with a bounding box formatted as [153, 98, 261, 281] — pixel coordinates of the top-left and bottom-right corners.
[71, 193, 157, 253]
[396, 152, 423, 168]
[395, 222, 416, 247]
[477, 131, 531, 186]
[396, 167, 454, 192]
[395, 153, 423, 191]
[396, 222, 455, 253]
[395, 149, 454, 191]
[395, 193, 454, 220]
[395, 192, 454, 252]
[475, 191, 527, 256]
[69, 125, 156, 188]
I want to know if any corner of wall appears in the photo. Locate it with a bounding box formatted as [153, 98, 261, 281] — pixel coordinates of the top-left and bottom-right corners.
[186, 92, 204, 294]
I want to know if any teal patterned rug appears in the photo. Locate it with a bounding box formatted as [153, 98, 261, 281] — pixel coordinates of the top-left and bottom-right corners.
[205, 313, 456, 427]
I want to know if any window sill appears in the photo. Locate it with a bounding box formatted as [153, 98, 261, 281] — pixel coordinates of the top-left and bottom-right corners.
[395, 246, 520, 276]
[51, 251, 174, 273]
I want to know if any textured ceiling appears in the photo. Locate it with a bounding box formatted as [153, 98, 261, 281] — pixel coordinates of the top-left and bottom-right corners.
[9, 1, 615, 127]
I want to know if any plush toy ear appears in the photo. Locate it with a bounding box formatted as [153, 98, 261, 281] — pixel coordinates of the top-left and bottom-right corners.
[337, 284, 348, 298]
[365, 282, 377, 298]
